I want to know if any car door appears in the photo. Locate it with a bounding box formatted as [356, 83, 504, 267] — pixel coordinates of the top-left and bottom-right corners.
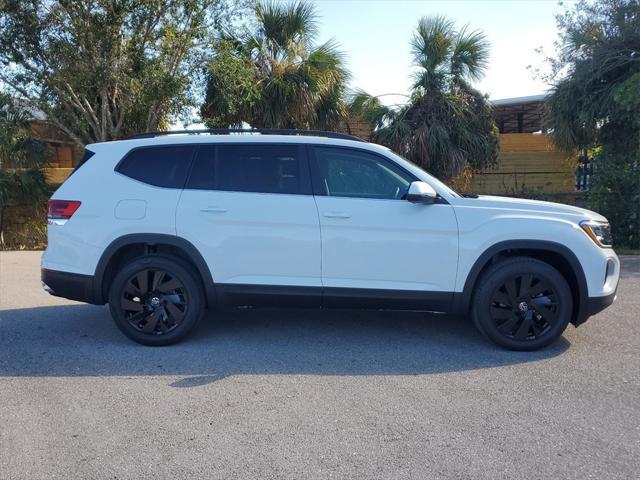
[309, 145, 459, 309]
[176, 142, 322, 306]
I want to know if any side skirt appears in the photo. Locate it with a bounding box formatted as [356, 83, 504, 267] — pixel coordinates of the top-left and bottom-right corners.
[215, 284, 321, 308]
[215, 284, 454, 312]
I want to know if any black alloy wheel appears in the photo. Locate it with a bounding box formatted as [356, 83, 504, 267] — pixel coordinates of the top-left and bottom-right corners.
[472, 257, 572, 351]
[109, 255, 204, 346]
[489, 273, 559, 341]
[121, 269, 188, 335]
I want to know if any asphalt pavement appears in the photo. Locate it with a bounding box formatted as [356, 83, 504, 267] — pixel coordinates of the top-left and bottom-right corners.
[1, 251, 639, 479]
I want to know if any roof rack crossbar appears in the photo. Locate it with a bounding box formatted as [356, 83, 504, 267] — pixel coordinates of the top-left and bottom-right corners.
[127, 128, 365, 142]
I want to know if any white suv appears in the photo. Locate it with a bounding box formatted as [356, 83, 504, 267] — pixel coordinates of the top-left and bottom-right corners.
[42, 129, 619, 350]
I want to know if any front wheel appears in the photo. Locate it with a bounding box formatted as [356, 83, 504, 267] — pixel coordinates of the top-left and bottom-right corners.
[108, 255, 204, 346]
[471, 257, 572, 351]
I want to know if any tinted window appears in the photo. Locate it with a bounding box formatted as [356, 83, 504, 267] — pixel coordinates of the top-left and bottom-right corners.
[312, 147, 414, 200]
[117, 146, 194, 188]
[68, 149, 94, 177]
[187, 144, 303, 194]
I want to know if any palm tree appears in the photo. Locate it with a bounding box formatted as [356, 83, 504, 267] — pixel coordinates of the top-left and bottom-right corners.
[350, 16, 498, 180]
[202, 1, 349, 130]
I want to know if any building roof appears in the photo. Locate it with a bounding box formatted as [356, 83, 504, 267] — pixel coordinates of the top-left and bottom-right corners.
[490, 94, 549, 133]
[490, 94, 547, 107]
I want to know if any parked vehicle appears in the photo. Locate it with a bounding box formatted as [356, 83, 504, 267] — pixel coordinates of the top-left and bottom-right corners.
[42, 129, 619, 350]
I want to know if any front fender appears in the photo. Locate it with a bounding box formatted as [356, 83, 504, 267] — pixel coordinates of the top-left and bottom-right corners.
[452, 214, 596, 325]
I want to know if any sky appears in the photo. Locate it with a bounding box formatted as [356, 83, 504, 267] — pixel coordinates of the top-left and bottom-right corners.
[177, 0, 570, 128]
[310, 0, 568, 106]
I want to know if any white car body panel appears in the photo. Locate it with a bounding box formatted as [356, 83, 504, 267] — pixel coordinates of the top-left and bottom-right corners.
[315, 196, 458, 291]
[176, 190, 321, 286]
[42, 134, 619, 314]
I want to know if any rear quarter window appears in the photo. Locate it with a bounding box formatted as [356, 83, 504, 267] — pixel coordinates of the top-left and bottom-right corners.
[68, 149, 95, 177]
[116, 145, 195, 188]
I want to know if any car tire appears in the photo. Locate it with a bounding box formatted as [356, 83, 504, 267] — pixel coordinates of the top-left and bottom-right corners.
[108, 255, 204, 346]
[471, 256, 572, 351]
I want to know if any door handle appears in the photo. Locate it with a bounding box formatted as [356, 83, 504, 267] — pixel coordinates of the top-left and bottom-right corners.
[200, 206, 228, 214]
[323, 212, 351, 219]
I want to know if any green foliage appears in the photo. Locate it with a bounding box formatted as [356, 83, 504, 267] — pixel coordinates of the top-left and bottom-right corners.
[589, 150, 640, 248]
[613, 72, 640, 112]
[0, 205, 48, 250]
[201, 1, 349, 129]
[202, 39, 263, 127]
[0, 0, 250, 144]
[410, 16, 489, 92]
[0, 94, 47, 170]
[350, 16, 498, 180]
[546, 0, 640, 247]
[0, 93, 51, 245]
[0, 168, 50, 209]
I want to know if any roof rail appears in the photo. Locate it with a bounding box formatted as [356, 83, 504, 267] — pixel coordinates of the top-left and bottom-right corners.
[127, 128, 365, 142]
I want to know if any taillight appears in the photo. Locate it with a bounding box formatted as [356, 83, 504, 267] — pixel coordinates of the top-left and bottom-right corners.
[48, 200, 81, 223]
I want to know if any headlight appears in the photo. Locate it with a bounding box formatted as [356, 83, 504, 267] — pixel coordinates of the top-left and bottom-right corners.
[580, 220, 613, 247]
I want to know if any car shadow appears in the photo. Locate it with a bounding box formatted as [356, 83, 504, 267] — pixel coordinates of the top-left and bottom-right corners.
[0, 303, 570, 386]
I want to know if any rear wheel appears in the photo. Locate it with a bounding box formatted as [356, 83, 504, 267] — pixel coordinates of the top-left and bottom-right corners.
[471, 257, 572, 351]
[108, 255, 204, 346]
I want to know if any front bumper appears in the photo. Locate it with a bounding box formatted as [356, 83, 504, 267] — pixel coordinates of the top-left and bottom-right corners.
[587, 290, 617, 316]
[573, 247, 619, 326]
[574, 289, 618, 327]
[41, 268, 95, 304]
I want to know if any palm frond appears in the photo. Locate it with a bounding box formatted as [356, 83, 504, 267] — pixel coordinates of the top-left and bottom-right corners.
[306, 40, 349, 93]
[256, 1, 318, 55]
[348, 89, 394, 131]
[451, 25, 490, 82]
[204, 0, 349, 130]
[411, 16, 455, 72]
[411, 67, 448, 92]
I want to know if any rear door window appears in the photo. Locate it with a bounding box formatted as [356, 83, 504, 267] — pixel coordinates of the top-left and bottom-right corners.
[186, 143, 308, 195]
[117, 145, 195, 188]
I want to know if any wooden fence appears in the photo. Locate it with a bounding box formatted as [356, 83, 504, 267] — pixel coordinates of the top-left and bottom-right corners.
[470, 133, 576, 195]
[44, 167, 74, 185]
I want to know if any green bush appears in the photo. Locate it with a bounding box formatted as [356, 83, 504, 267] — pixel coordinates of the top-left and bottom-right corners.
[588, 148, 640, 249]
[546, 0, 640, 248]
[0, 93, 51, 247]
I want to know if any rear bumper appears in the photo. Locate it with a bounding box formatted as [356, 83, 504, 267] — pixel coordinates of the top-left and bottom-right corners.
[41, 268, 96, 304]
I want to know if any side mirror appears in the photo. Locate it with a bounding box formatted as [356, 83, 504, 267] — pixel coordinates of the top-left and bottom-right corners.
[406, 181, 438, 204]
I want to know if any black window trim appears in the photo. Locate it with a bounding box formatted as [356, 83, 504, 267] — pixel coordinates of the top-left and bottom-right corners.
[113, 142, 444, 202]
[307, 144, 420, 200]
[183, 142, 313, 196]
[115, 144, 198, 189]
[68, 148, 95, 177]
